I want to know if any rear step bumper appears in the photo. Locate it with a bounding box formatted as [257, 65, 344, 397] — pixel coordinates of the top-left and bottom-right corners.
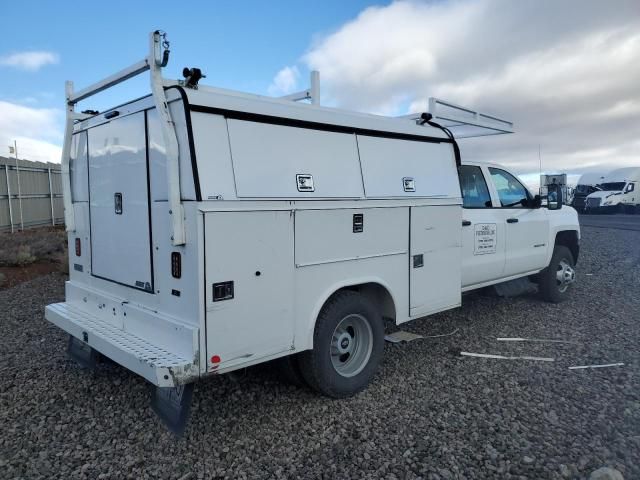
[45, 302, 198, 387]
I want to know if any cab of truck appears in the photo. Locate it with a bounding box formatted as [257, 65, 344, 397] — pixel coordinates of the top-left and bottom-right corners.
[571, 172, 606, 211]
[459, 162, 579, 301]
[585, 167, 640, 213]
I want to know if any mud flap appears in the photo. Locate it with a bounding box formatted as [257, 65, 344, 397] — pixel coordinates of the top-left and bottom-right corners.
[67, 334, 99, 370]
[150, 383, 194, 436]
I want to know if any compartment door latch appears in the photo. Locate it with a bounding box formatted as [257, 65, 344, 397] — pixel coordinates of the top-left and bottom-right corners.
[296, 174, 314, 192]
[114, 192, 123, 214]
[212, 281, 234, 302]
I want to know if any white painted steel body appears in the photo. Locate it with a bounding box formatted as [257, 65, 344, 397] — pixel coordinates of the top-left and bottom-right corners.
[46, 32, 580, 388]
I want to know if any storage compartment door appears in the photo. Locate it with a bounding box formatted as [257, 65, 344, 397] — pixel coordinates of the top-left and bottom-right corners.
[410, 205, 462, 317]
[227, 119, 364, 198]
[205, 211, 294, 370]
[357, 135, 461, 199]
[88, 112, 153, 291]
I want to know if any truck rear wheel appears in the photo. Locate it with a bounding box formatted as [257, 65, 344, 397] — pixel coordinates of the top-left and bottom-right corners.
[539, 245, 576, 303]
[299, 291, 384, 398]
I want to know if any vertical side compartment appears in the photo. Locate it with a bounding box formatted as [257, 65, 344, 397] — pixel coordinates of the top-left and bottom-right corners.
[204, 210, 295, 371]
[410, 205, 462, 317]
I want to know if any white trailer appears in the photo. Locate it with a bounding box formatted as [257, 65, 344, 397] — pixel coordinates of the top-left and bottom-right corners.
[46, 32, 580, 433]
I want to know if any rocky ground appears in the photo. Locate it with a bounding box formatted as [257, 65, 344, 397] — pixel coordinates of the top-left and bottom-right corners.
[1, 223, 639, 479]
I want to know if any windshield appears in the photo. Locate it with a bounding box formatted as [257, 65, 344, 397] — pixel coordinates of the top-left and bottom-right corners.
[575, 184, 597, 194]
[599, 182, 626, 191]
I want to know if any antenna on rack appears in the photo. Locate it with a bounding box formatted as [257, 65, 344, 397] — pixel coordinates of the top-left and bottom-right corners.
[538, 144, 542, 175]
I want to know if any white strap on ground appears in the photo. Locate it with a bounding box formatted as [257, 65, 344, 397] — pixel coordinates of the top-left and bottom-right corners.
[496, 337, 581, 344]
[460, 352, 555, 362]
[568, 363, 624, 370]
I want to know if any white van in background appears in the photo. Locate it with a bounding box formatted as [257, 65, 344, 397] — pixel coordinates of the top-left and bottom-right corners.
[584, 167, 640, 214]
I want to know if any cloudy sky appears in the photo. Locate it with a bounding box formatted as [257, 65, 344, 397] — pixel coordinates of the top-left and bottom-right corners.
[1, 0, 638, 185]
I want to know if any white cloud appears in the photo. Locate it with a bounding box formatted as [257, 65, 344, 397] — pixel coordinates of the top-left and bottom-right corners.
[295, 0, 640, 175]
[0, 51, 59, 71]
[268, 66, 300, 96]
[0, 101, 63, 163]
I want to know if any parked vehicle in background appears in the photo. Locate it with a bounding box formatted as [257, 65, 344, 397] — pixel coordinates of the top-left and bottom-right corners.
[584, 167, 640, 214]
[540, 174, 569, 206]
[571, 172, 606, 212]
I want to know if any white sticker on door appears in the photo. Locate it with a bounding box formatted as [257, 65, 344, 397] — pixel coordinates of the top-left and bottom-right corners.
[474, 223, 497, 255]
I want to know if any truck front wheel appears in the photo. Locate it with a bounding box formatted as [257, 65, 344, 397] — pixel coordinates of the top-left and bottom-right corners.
[299, 291, 384, 398]
[539, 245, 576, 303]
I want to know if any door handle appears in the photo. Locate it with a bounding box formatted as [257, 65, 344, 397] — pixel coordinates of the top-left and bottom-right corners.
[506, 218, 518, 223]
[462, 220, 471, 226]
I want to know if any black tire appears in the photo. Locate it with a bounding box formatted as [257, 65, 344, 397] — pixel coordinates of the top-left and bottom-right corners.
[275, 353, 307, 387]
[539, 245, 576, 303]
[298, 291, 384, 398]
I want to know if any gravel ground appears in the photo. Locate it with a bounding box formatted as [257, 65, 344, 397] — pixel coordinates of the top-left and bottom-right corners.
[1, 225, 639, 480]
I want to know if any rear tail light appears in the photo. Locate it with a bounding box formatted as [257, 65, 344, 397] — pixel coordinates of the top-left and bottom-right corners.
[171, 252, 181, 278]
[75, 238, 81, 256]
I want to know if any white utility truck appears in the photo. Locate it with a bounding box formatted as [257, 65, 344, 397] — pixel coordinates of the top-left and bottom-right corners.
[584, 167, 640, 214]
[45, 32, 580, 433]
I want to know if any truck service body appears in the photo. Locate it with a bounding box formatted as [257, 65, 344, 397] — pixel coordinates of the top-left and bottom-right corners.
[45, 32, 580, 431]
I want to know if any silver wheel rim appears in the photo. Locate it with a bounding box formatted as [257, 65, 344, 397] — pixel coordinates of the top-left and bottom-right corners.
[330, 314, 373, 378]
[556, 258, 576, 293]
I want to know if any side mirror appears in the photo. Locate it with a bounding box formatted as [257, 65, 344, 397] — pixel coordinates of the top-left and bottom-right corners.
[547, 184, 562, 210]
[532, 195, 542, 208]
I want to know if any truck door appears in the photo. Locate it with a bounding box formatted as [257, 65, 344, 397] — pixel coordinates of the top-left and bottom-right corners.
[622, 182, 636, 206]
[459, 165, 506, 287]
[487, 167, 549, 276]
[88, 112, 153, 291]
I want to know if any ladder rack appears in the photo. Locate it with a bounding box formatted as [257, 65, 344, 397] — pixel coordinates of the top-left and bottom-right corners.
[400, 97, 514, 138]
[60, 29, 513, 248]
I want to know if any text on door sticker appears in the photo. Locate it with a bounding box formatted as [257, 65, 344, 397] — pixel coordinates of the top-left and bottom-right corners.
[474, 223, 497, 255]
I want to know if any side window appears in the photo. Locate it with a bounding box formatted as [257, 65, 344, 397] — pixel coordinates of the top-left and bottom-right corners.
[459, 165, 492, 208]
[69, 131, 88, 202]
[489, 167, 530, 208]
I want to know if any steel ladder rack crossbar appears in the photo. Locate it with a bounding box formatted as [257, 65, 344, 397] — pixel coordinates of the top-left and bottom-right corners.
[398, 97, 514, 138]
[60, 31, 186, 246]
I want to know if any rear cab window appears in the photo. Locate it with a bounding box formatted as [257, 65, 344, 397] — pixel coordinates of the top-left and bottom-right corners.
[459, 165, 492, 208]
